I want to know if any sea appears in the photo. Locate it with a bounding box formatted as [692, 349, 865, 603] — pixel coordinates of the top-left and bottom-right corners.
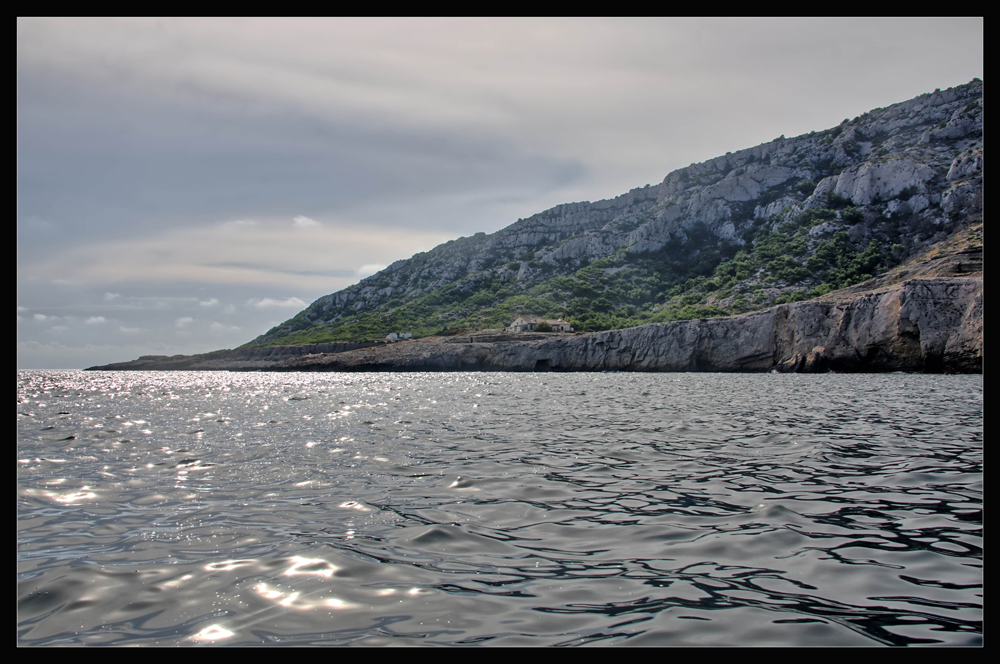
[17, 370, 982, 646]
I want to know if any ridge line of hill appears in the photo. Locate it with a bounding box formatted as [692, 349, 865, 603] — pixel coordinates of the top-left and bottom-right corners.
[244, 79, 982, 348]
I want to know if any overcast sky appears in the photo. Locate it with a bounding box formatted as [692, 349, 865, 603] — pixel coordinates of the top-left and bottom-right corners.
[17, 17, 983, 368]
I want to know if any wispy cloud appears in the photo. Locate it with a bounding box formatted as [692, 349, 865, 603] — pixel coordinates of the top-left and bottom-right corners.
[210, 321, 242, 334]
[175, 316, 194, 327]
[293, 215, 321, 229]
[86, 316, 106, 324]
[104, 292, 120, 301]
[200, 298, 219, 307]
[119, 326, 143, 334]
[21, 219, 451, 292]
[224, 219, 258, 229]
[247, 297, 306, 309]
[356, 263, 387, 277]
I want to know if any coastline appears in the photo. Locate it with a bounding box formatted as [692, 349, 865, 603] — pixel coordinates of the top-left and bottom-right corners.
[86, 225, 983, 375]
[87, 275, 982, 375]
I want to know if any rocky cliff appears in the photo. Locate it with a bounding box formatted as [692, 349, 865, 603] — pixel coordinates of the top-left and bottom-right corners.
[89, 224, 981, 373]
[89, 81, 984, 374]
[249, 79, 983, 346]
[275, 278, 981, 374]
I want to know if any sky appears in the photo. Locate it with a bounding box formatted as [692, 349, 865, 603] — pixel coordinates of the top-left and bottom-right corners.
[17, 17, 983, 369]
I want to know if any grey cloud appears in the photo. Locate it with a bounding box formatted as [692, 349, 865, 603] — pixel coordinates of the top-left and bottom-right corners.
[16, 18, 982, 369]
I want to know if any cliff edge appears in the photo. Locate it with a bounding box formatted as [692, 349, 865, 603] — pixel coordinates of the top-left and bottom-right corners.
[89, 224, 981, 373]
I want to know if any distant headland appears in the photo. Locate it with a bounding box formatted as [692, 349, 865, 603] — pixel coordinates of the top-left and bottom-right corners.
[90, 81, 983, 373]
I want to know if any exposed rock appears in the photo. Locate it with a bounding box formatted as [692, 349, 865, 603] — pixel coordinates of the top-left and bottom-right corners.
[249, 79, 983, 347]
[90, 82, 984, 376]
[947, 147, 983, 181]
[275, 275, 981, 374]
[831, 160, 936, 206]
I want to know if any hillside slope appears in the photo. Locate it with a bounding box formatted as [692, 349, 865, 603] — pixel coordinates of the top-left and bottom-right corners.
[269, 222, 982, 374]
[87, 222, 981, 373]
[247, 79, 983, 347]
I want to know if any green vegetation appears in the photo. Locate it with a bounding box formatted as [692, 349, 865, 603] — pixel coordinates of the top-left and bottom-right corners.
[253, 201, 896, 347]
[247, 81, 991, 348]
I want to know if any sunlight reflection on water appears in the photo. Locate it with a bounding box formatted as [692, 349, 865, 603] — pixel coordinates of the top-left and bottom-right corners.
[17, 370, 982, 646]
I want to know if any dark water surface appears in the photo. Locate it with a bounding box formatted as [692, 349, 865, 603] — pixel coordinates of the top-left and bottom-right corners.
[17, 371, 982, 646]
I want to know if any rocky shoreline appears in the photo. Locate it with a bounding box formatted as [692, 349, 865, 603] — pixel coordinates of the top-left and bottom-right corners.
[269, 276, 980, 374]
[87, 226, 982, 375]
[87, 279, 981, 374]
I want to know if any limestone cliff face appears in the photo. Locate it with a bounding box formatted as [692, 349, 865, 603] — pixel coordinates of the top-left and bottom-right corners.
[89, 82, 983, 374]
[277, 276, 981, 374]
[250, 80, 983, 346]
[88, 232, 983, 374]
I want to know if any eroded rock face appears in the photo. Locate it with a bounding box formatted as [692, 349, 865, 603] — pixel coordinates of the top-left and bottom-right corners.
[250, 80, 984, 347]
[274, 276, 981, 374]
[826, 160, 936, 207]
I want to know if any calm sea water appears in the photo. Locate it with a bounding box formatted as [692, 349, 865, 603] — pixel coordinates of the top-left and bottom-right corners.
[17, 370, 982, 646]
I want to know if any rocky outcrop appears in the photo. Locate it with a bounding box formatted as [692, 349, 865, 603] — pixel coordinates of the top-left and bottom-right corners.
[89, 81, 983, 374]
[88, 272, 982, 375]
[250, 79, 983, 346]
[275, 275, 981, 374]
[91, 222, 983, 375]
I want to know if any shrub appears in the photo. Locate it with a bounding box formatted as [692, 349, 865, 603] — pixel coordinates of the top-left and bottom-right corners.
[825, 191, 852, 209]
[794, 179, 817, 197]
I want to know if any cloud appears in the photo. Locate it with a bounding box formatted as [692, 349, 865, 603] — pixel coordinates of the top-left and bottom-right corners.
[224, 219, 258, 229]
[51, 325, 69, 332]
[18, 306, 28, 313]
[119, 326, 142, 334]
[199, 298, 219, 307]
[86, 316, 106, 324]
[223, 304, 237, 314]
[175, 316, 194, 327]
[20, 218, 452, 292]
[356, 263, 387, 277]
[293, 215, 321, 229]
[34, 314, 47, 321]
[209, 321, 242, 334]
[247, 297, 306, 309]
[104, 292, 121, 300]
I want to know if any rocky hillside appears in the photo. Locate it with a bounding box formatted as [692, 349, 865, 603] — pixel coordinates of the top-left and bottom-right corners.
[247, 80, 983, 347]
[87, 222, 982, 373]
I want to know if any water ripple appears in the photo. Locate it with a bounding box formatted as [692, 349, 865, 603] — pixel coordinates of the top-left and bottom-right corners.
[18, 371, 982, 646]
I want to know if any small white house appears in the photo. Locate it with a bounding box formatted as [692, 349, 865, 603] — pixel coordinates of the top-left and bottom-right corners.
[385, 332, 413, 340]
